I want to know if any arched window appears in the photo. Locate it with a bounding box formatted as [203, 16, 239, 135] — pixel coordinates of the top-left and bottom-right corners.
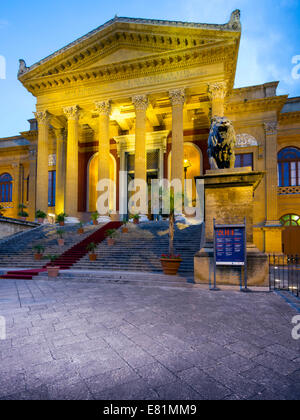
[0, 173, 12, 202]
[280, 214, 300, 226]
[278, 147, 300, 187]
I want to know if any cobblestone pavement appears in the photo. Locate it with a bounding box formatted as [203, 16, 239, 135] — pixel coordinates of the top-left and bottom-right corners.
[0, 278, 299, 400]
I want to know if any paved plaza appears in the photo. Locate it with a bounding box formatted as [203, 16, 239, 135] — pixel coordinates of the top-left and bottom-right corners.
[0, 276, 299, 400]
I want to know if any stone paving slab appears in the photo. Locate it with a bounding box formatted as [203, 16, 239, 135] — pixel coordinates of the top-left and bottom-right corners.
[0, 277, 299, 400]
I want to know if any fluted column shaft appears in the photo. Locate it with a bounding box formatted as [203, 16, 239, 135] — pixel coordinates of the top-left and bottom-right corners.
[35, 111, 50, 213]
[63, 106, 80, 216]
[169, 89, 185, 183]
[133, 95, 148, 184]
[55, 128, 67, 215]
[28, 147, 37, 220]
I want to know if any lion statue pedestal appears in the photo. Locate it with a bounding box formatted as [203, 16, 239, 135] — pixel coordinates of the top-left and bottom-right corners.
[194, 168, 269, 287]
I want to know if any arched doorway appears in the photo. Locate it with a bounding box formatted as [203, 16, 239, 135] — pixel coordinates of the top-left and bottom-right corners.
[87, 153, 116, 212]
[280, 214, 300, 255]
[168, 143, 203, 204]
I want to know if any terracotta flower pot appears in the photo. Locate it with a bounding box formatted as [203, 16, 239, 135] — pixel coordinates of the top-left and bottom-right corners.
[89, 253, 97, 261]
[77, 228, 84, 234]
[107, 238, 115, 246]
[160, 258, 182, 275]
[122, 227, 129, 233]
[58, 239, 64, 246]
[133, 219, 139, 225]
[47, 266, 60, 278]
[59, 221, 64, 227]
[93, 220, 98, 225]
[34, 253, 43, 261]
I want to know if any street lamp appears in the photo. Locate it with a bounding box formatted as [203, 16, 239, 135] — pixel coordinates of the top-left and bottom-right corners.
[184, 158, 192, 181]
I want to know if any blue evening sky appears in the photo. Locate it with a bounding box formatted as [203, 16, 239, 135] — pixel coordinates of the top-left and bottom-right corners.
[0, 0, 299, 137]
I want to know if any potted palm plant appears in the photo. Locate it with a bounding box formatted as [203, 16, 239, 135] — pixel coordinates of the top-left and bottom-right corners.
[91, 212, 99, 225]
[36, 210, 47, 224]
[33, 245, 45, 260]
[56, 212, 67, 226]
[160, 188, 182, 275]
[45, 255, 60, 278]
[57, 229, 65, 246]
[105, 229, 117, 246]
[133, 214, 140, 225]
[86, 242, 97, 261]
[122, 217, 129, 233]
[77, 222, 84, 234]
[18, 204, 29, 221]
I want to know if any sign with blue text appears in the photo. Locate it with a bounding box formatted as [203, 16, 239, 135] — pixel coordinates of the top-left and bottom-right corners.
[214, 224, 246, 266]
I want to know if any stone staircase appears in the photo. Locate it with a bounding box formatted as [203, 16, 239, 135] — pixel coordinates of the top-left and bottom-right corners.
[0, 223, 102, 269]
[72, 221, 203, 275]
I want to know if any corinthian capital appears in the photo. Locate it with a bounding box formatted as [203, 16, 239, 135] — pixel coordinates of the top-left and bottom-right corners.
[169, 88, 185, 106]
[34, 110, 51, 124]
[95, 100, 112, 116]
[208, 82, 227, 100]
[264, 121, 278, 135]
[132, 95, 149, 112]
[63, 105, 80, 121]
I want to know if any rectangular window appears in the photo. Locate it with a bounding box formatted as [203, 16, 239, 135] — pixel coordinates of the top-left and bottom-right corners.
[48, 171, 56, 207]
[235, 153, 253, 170]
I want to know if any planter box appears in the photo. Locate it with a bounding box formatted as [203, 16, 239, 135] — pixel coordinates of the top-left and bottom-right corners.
[160, 258, 182, 275]
[47, 266, 60, 278]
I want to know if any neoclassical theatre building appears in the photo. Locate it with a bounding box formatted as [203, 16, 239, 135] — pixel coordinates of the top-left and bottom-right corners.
[0, 10, 299, 254]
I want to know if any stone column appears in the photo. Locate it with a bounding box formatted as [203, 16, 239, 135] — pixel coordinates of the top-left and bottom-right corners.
[263, 121, 283, 253]
[63, 106, 80, 217]
[208, 82, 227, 118]
[35, 110, 50, 213]
[169, 88, 185, 183]
[12, 163, 21, 218]
[132, 95, 148, 184]
[55, 128, 67, 215]
[95, 100, 111, 187]
[28, 147, 37, 221]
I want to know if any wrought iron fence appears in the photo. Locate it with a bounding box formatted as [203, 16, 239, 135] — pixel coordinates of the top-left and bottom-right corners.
[269, 255, 300, 298]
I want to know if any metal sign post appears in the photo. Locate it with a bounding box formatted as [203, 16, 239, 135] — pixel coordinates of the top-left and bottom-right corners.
[213, 218, 250, 292]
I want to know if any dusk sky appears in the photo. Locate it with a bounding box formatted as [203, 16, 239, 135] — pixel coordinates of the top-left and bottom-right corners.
[0, 0, 299, 137]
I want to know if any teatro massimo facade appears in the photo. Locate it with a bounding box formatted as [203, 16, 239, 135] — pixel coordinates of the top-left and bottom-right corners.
[0, 10, 299, 254]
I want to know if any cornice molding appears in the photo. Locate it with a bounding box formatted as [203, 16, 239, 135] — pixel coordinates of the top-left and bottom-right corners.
[225, 95, 288, 114]
[18, 12, 241, 80]
[21, 41, 238, 96]
[279, 111, 300, 124]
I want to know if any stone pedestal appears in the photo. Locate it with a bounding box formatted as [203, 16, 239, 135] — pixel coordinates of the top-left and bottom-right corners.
[194, 168, 269, 287]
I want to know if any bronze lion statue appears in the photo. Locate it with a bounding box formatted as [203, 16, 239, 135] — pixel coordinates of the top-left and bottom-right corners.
[208, 117, 236, 169]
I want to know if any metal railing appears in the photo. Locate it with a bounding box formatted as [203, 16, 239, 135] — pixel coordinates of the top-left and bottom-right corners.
[269, 255, 300, 298]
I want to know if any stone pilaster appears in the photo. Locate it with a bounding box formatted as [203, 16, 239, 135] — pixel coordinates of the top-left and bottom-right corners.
[35, 110, 50, 213]
[132, 95, 148, 184]
[11, 163, 21, 218]
[63, 105, 80, 217]
[169, 88, 185, 183]
[263, 121, 283, 253]
[28, 147, 37, 221]
[55, 128, 67, 215]
[208, 82, 227, 117]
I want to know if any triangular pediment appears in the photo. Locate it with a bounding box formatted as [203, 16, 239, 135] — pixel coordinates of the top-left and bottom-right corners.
[84, 48, 161, 68]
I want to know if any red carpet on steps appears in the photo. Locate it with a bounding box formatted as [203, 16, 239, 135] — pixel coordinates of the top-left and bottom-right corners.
[0, 221, 122, 280]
